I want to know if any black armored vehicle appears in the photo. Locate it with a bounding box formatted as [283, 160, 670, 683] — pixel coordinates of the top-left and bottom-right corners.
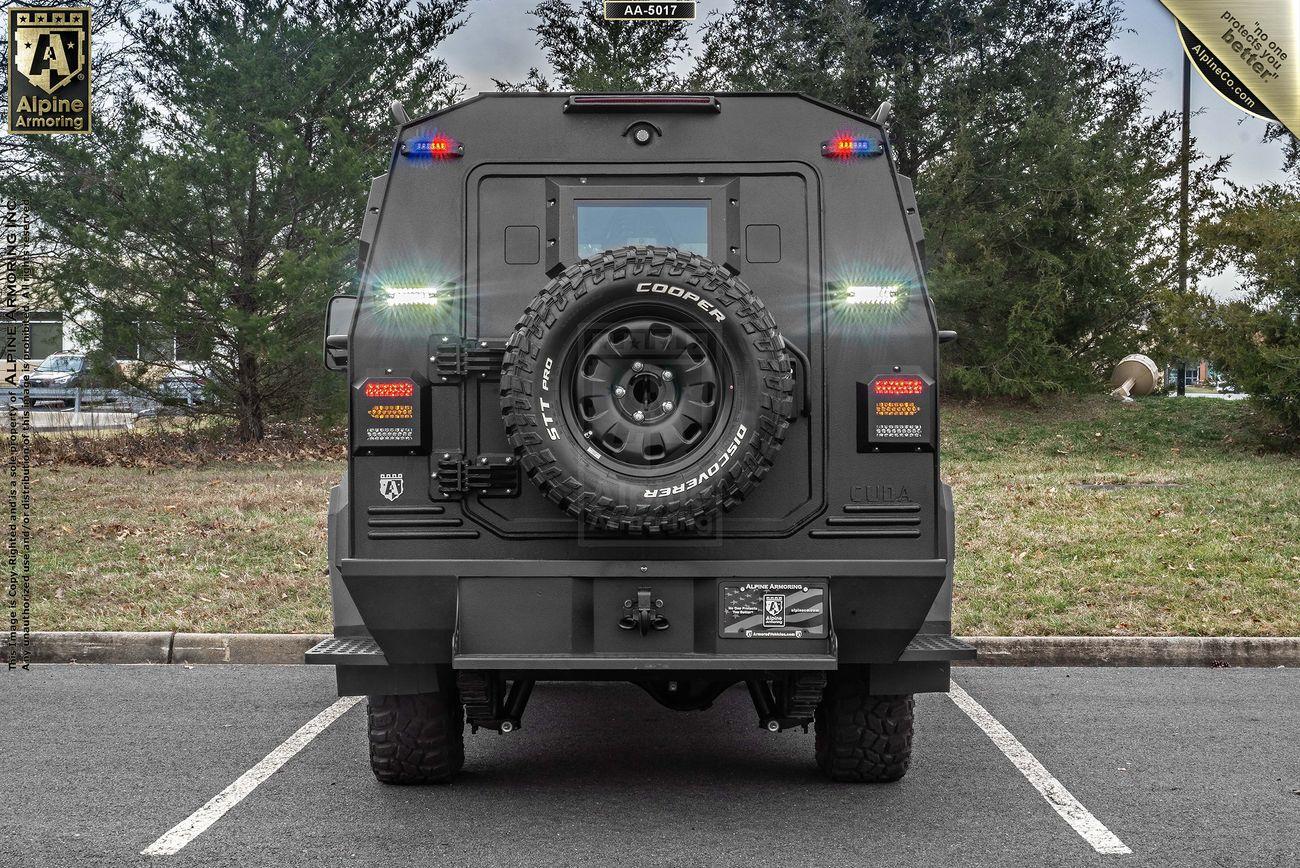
[309, 92, 974, 784]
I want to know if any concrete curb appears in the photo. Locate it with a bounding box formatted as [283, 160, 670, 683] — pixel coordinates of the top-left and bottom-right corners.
[1, 631, 174, 664]
[959, 635, 1300, 667]
[170, 633, 326, 665]
[3, 632, 1298, 667]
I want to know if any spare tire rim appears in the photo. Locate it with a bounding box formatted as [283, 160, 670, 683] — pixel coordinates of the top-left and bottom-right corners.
[569, 313, 726, 468]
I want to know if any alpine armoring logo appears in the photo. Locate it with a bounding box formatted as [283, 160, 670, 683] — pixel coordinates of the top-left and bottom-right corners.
[7, 7, 92, 134]
[642, 424, 747, 498]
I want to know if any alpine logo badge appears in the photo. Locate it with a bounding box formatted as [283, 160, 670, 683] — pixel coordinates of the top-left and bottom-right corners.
[379, 473, 404, 502]
[7, 7, 92, 134]
[720, 582, 826, 639]
[763, 594, 786, 627]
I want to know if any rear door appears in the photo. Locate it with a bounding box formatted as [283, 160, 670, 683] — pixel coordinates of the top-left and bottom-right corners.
[462, 164, 823, 538]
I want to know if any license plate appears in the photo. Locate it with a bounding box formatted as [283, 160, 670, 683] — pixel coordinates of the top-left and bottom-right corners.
[719, 581, 828, 639]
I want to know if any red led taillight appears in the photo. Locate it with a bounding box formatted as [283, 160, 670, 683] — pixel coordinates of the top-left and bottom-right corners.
[363, 379, 415, 399]
[871, 376, 925, 396]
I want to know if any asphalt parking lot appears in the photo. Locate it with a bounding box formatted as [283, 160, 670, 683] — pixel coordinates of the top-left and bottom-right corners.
[4, 665, 1297, 867]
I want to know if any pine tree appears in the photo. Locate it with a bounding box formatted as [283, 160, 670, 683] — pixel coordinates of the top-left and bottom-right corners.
[508, 0, 690, 91]
[698, 0, 1219, 395]
[1199, 142, 1300, 434]
[3, 0, 467, 440]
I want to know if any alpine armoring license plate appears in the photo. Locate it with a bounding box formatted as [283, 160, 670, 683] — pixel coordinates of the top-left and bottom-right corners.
[719, 581, 828, 639]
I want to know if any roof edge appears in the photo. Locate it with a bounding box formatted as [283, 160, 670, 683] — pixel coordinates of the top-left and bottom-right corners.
[402, 91, 882, 132]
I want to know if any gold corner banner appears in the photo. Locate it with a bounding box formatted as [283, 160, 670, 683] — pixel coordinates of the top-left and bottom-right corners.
[1161, 1, 1297, 130]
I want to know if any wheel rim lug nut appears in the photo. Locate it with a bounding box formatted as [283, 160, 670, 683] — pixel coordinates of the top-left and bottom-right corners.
[633, 410, 645, 422]
[614, 386, 627, 397]
[632, 361, 644, 372]
[662, 370, 673, 381]
[662, 401, 674, 412]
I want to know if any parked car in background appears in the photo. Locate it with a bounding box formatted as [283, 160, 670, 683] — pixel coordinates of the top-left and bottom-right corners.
[22, 351, 87, 390]
[17, 352, 121, 408]
[118, 360, 209, 409]
[158, 370, 207, 406]
[1215, 379, 1238, 394]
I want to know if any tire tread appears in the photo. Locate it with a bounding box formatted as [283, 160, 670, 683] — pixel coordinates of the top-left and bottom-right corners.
[814, 677, 913, 783]
[367, 691, 464, 785]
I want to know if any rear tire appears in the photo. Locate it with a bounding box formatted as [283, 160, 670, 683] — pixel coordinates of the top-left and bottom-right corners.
[814, 674, 913, 783]
[368, 683, 465, 785]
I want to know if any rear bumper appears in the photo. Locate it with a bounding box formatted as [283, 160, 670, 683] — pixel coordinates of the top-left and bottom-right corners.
[305, 633, 976, 668]
[333, 557, 960, 671]
[306, 632, 972, 697]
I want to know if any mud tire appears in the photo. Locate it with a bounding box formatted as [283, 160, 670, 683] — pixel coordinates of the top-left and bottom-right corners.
[501, 246, 793, 533]
[814, 674, 913, 783]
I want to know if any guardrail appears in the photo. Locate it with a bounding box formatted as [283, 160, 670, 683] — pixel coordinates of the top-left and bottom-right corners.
[0, 386, 120, 412]
[0, 384, 200, 413]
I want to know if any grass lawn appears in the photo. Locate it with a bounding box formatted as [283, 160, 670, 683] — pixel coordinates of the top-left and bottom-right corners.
[34, 462, 339, 634]
[946, 397, 1299, 636]
[30, 396, 1300, 635]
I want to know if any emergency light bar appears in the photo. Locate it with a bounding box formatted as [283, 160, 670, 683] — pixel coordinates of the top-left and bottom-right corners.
[401, 131, 463, 160]
[822, 133, 884, 159]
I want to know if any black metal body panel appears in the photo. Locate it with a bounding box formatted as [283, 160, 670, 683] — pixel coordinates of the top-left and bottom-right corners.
[340, 557, 943, 668]
[322, 93, 963, 693]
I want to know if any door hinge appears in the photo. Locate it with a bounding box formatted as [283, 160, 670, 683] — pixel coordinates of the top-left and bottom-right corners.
[431, 336, 507, 383]
[435, 452, 520, 498]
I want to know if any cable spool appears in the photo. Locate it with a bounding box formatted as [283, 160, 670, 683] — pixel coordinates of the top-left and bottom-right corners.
[1110, 354, 1160, 400]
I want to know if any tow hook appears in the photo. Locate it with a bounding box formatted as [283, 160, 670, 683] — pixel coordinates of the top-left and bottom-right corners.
[619, 587, 670, 635]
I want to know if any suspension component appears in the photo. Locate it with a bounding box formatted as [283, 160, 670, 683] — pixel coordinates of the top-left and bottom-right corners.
[746, 671, 827, 732]
[456, 671, 535, 734]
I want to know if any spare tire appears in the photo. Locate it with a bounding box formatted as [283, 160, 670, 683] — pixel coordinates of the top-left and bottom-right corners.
[501, 246, 793, 533]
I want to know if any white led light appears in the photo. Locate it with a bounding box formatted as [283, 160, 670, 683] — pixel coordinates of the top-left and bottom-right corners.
[383, 285, 444, 306]
[366, 427, 414, 440]
[875, 423, 923, 438]
[844, 285, 900, 305]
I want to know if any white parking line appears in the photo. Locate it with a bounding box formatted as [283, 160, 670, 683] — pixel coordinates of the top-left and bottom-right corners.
[142, 695, 362, 857]
[949, 681, 1132, 856]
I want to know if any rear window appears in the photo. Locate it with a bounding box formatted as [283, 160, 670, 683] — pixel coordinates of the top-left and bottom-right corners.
[576, 200, 709, 258]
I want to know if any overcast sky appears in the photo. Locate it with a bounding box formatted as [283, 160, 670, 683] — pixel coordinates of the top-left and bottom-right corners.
[438, 0, 1287, 296]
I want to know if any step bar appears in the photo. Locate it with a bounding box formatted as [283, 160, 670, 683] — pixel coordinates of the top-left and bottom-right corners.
[305, 635, 387, 666]
[306, 633, 974, 667]
[899, 634, 978, 662]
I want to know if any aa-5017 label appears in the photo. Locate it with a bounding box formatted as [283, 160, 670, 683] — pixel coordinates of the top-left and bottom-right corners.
[603, 2, 696, 21]
[719, 581, 827, 639]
